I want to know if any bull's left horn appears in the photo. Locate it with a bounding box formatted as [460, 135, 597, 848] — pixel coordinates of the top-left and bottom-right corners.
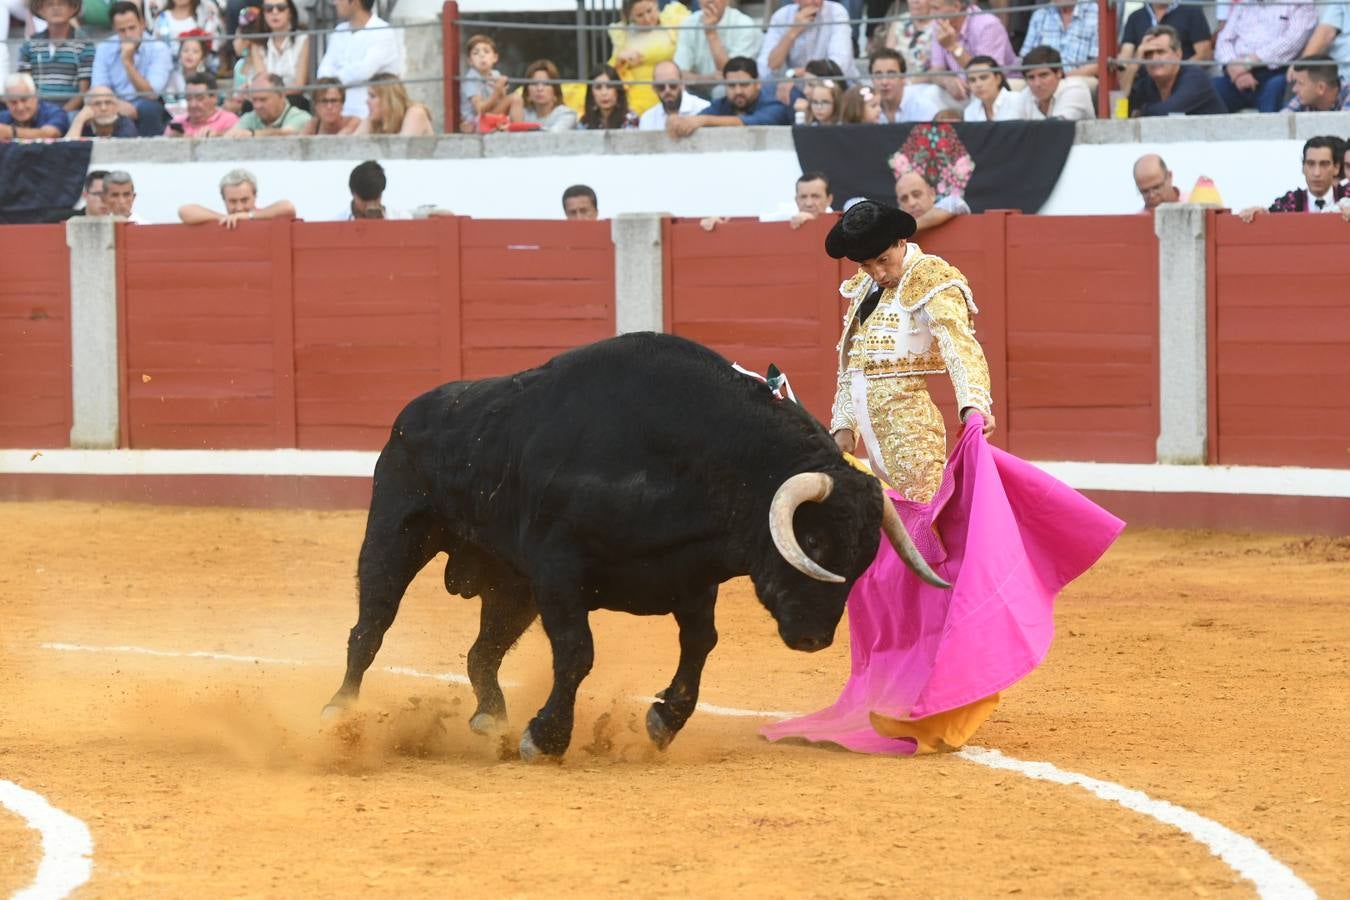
[769, 473, 846, 584]
[880, 498, 952, 590]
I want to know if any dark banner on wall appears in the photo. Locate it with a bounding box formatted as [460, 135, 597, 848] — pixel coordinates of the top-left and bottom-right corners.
[792, 120, 1076, 213]
[0, 141, 92, 224]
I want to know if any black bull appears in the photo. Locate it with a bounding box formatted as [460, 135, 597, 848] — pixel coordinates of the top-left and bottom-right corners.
[322, 333, 946, 760]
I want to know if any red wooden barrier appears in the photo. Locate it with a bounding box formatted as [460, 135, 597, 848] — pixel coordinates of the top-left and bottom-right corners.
[1211, 214, 1350, 468]
[0, 225, 71, 448]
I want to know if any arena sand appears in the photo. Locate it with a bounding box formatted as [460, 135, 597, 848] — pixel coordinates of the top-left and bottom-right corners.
[1, 502, 1347, 897]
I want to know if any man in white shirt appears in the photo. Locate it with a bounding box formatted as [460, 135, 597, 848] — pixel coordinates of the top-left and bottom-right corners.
[674, 0, 763, 94]
[870, 48, 941, 123]
[1022, 45, 1095, 121]
[759, 0, 857, 81]
[640, 61, 710, 130]
[316, 0, 405, 119]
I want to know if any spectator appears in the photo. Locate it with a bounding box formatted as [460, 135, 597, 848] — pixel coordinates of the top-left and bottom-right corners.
[507, 59, 579, 132]
[839, 84, 882, 123]
[1116, 0, 1212, 97]
[781, 57, 847, 112]
[356, 72, 434, 135]
[65, 84, 139, 137]
[894, 169, 969, 231]
[1285, 56, 1350, 112]
[1019, 0, 1098, 77]
[673, 0, 763, 96]
[178, 167, 297, 229]
[149, 0, 222, 68]
[226, 72, 312, 135]
[79, 169, 110, 215]
[0, 73, 70, 139]
[18, 0, 96, 113]
[580, 64, 638, 129]
[1129, 25, 1226, 116]
[963, 54, 1031, 120]
[639, 60, 709, 130]
[1295, 0, 1350, 94]
[700, 169, 836, 230]
[802, 77, 842, 124]
[459, 34, 510, 133]
[300, 77, 362, 134]
[760, 0, 857, 82]
[667, 56, 794, 137]
[224, 7, 266, 115]
[1213, 0, 1316, 113]
[336, 160, 452, 219]
[879, 0, 934, 77]
[869, 47, 941, 122]
[1239, 136, 1350, 221]
[91, 0, 173, 136]
[102, 170, 143, 222]
[259, 0, 309, 110]
[1133, 153, 1184, 210]
[927, 0, 1017, 103]
[562, 184, 599, 220]
[316, 0, 405, 119]
[165, 71, 238, 135]
[1022, 45, 1094, 120]
[163, 29, 211, 117]
[607, 0, 682, 116]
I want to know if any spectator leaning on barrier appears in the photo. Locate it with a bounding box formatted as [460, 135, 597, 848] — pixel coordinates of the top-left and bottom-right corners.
[227, 72, 312, 135]
[1285, 56, 1350, 112]
[459, 34, 510, 133]
[66, 84, 140, 137]
[963, 54, 1031, 120]
[1116, 0, 1212, 97]
[1296, 0, 1350, 92]
[357, 71, 434, 135]
[667, 56, 793, 137]
[19, 0, 96, 113]
[580, 64, 638, 129]
[166, 71, 238, 135]
[102, 170, 145, 222]
[337, 160, 451, 220]
[316, 0, 405, 120]
[673, 0, 763, 96]
[179, 167, 297, 229]
[869, 47, 941, 123]
[760, 0, 858, 83]
[699, 169, 835, 231]
[1133, 153, 1184, 211]
[927, 0, 1017, 104]
[639, 61, 710, 130]
[1239, 136, 1350, 222]
[1128, 25, 1226, 117]
[1022, 45, 1094, 120]
[562, 184, 599, 220]
[0, 73, 70, 139]
[506, 59, 579, 132]
[895, 169, 969, 232]
[1212, 0, 1316, 114]
[1019, 0, 1098, 77]
[300, 77, 363, 134]
[79, 170, 110, 216]
[91, 0, 173, 137]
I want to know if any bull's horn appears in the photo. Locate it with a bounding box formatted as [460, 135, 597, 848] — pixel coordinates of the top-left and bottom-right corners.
[881, 498, 952, 589]
[769, 473, 846, 584]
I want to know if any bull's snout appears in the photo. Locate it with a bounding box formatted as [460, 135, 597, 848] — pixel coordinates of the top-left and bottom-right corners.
[781, 631, 833, 653]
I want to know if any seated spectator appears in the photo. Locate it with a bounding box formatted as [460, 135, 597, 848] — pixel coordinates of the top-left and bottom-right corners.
[1022, 45, 1094, 120]
[165, 72, 238, 135]
[102, 170, 144, 222]
[963, 54, 1031, 120]
[260, 0, 309, 110]
[337, 160, 453, 220]
[878, 0, 934, 77]
[356, 72, 434, 135]
[78, 169, 110, 215]
[1133, 153, 1184, 210]
[178, 167, 297, 229]
[607, 0, 685, 116]
[802, 77, 842, 125]
[895, 169, 969, 231]
[506, 59, 579, 132]
[639, 61, 709, 130]
[224, 8, 266, 115]
[562, 184, 599, 220]
[1239, 136, 1350, 221]
[1213, 0, 1316, 114]
[1296, 0, 1350, 97]
[226, 72, 312, 136]
[1116, 0, 1212, 97]
[760, 0, 857, 83]
[869, 48, 941, 122]
[701, 169, 835, 230]
[18, 0, 96, 113]
[782, 57, 847, 114]
[300, 77, 363, 134]
[667, 56, 794, 137]
[580, 64, 638, 129]
[459, 34, 511, 133]
[1129, 25, 1226, 117]
[316, 0, 405, 119]
[927, 0, 1017, 103]
[91, 0, 173, 136]
[65, 85, 139, 137]
[149, 0, 222, 69]
[163, 29, 211, 117]
[839, 84, 881, 123]
[1019, 0, 1098, 78]
[0, 73, 70, 138]
[1285, 56, 1350, 112]
[673, 0, 763, 96]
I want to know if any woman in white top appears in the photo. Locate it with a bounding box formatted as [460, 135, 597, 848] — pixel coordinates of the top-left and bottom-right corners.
[962, 55, 1033, 122]
[261, 0, 310, 110]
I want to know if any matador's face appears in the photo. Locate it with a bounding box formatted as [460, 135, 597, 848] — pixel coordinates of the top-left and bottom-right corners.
[860, 240, 908, 290]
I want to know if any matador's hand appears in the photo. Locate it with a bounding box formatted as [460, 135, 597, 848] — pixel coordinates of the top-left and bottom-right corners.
[962, 408, 995, 438]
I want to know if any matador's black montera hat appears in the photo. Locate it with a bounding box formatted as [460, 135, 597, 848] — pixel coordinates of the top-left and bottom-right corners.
[824, 201, 917, 263]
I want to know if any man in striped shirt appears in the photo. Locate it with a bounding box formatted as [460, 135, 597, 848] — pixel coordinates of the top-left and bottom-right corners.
[18, 0, 96, 113]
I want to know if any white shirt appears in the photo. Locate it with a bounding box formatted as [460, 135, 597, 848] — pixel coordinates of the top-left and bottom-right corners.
[266, 35, 309, 88]
[935, 195, 971, 216]
[1305, 189, 1350, 213]
[758, 1, 857, 78]
[1026, 78, 1095, 122]
[963, 87, 1034, 122]
[638, 91, 710, 130]
[877, 88, 943, 124]
[316, 14, 405, 118]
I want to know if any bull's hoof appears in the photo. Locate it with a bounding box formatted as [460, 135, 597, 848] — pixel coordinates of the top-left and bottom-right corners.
[646, 705, 675, 751]
[319, 703, 348, 723]
[469, 712, 502, 736]
[518, 727, 550, 763]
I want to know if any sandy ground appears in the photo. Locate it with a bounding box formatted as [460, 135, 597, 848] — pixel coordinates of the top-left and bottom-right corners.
[1, 501, 1348, 898]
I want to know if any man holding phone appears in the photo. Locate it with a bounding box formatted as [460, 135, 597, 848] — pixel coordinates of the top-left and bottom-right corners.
[164, 73, 239, 137]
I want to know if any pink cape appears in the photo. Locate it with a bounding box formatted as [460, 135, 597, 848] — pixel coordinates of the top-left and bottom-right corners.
[760, 414, 1125, 755]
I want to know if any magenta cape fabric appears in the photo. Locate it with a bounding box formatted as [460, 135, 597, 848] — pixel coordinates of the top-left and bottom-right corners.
[760, 415, 1125, 755]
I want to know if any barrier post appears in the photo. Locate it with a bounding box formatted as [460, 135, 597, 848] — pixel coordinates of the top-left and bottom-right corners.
[1096, 0, 1118, 118]
[442, 0, 460, 134]
[1154, 204, 1209, 464]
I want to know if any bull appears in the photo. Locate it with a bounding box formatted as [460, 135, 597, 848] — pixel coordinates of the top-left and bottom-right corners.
[322, 333, 946, 761]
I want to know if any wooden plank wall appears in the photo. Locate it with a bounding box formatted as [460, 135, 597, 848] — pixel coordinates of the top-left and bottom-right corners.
[1211, 215, 1350, 468]
[0, 225, 71, 447]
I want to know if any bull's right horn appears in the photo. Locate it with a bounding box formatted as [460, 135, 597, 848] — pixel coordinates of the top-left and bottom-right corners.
[769, 473, 845, 583]
[881, 498, 951, 590]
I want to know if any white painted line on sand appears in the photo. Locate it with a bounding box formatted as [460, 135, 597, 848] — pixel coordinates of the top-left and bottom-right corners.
[0, 779, 94, 900]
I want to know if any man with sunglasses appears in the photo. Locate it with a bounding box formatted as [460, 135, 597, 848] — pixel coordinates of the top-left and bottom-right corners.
[638, 61, 708, 130]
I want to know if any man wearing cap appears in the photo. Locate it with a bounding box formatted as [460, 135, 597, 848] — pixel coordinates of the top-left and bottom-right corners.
[825, 201, 995, 503]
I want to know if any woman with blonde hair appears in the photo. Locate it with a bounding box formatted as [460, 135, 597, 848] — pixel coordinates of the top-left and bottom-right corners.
[607, 0, 688, 115]
[356, 72, 435, 136]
